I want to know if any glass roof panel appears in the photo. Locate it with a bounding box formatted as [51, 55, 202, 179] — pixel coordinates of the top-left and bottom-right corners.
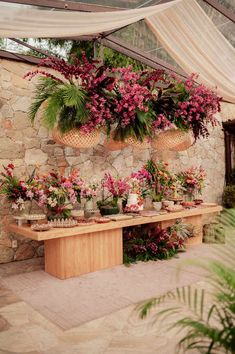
[197, 0, 235, 47]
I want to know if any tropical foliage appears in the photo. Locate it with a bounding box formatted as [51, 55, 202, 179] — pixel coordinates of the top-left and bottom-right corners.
[139, 260, 235, 354]
[123, 221, 191, 264]
[25, 54, 221, 142]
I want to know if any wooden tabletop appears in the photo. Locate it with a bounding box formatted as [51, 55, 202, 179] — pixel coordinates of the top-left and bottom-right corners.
[8, 205, 222, 241]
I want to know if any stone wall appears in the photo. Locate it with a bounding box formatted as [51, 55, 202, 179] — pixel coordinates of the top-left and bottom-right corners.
[0, 57, 234, 264]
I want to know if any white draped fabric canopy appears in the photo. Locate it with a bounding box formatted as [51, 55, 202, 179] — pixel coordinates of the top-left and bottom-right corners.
[0, 0, 234, 103]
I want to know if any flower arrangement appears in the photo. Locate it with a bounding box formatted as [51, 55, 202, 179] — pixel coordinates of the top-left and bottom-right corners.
[154, 73, 221, 141]
[35, 170, 84, 218]
[25, 54, 116, 135]
[102, 173, 130, 203]
[133, 159, 173, 201]
[0, 164, 37, 212]
[177, 166, 206, 199]
[25, 53, 221, 145]
[80, 182, 99, 201]
[123, 223, 186, 264]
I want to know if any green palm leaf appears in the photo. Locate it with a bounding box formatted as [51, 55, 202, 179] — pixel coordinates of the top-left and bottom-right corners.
[28, 77, 60, 122]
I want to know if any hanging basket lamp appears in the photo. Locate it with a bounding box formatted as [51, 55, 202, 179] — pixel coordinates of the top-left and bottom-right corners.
[151, 129, 193, 152]
[52, 128, 100, 149]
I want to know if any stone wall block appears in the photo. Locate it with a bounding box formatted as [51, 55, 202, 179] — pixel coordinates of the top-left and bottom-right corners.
[14, 244, 35, 261]
[0, 246, 14, 264]
[25, 149, 48, 165]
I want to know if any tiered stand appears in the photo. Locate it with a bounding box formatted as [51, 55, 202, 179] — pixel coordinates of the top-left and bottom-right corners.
[8, 205, 222, 279]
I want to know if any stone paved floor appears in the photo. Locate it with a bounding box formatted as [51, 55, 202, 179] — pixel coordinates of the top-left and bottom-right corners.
[0, 231, 233, 354]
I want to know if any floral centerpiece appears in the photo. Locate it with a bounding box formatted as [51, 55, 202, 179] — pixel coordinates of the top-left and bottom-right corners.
[0, 164, 37, 213]
[101, 173, 130, 210]
[35, 170, 84, 218]
[81, 181, 99, 210]
[133, 160, 173, 202]
[177, 166, 206, 201]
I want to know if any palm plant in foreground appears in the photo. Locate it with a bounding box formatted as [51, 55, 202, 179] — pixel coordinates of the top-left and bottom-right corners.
[138, 209, 235, 354]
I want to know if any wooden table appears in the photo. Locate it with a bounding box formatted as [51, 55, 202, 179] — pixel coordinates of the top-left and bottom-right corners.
[8, 205, 222, 279]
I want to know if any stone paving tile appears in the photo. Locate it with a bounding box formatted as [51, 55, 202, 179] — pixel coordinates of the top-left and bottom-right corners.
[0, 286, 20, 308]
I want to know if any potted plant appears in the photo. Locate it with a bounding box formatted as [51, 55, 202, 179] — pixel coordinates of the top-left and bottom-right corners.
[151, 73, 221, 150]
[25, 54, 116, 148]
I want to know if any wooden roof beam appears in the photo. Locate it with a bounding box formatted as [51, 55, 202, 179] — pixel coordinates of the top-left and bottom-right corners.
[203, 0, 235, 23]
[0, 0, 124, 12]
[99, 35, 187, 78]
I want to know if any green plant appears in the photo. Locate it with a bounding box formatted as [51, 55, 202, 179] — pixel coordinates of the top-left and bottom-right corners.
[222, 185, 235, 208]
[139, 260, 235, 354]
[123, 223, 186, 264]
[168, 218, 194, 241]
[29, 77, 89, 133]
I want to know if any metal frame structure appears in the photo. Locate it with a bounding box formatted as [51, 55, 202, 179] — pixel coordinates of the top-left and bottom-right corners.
[0, 0, 235, 77]
[0, 0, 234, 76]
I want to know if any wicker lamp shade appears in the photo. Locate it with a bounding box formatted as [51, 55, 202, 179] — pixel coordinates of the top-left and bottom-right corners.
[52, 128, 100, 149]
[103, 132, 127, 151]
[125, 136, 151, 149]
[151, 129, 193, 152]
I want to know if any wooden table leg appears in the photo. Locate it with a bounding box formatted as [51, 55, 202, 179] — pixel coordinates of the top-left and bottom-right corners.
[44, 228, 123, 279]
[160, 214, 203, 246]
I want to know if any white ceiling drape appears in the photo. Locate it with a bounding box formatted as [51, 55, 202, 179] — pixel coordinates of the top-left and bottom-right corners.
[0, 1, 180, 38]
[0, 0, 234, 103]
[146, 0, 235, 103]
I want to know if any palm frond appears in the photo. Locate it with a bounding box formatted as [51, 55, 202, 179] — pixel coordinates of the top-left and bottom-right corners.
[28, 77, 60, 122]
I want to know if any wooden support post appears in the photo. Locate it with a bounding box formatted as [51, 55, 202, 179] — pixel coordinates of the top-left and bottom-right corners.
[44, 229, 123, 279]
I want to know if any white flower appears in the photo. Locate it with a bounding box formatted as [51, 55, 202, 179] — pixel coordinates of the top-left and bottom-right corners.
[11, 203, 19, 210]
[47, 197, 57, 207]
[49, 186, 56, 192]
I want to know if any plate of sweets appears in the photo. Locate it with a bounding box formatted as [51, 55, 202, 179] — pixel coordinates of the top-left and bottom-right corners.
[76, 219, 95, 226]
[31, 223, 51, 232]
[94, 217, 111, 224]
[166, 205, 184, 212]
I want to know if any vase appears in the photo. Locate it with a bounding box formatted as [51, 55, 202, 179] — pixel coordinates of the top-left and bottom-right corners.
[84, 199, 93, 211]
[127, 193, 138, 206]
[99, 205, 119, 216]
[23, 200, 33, 215]
[117, 198, 123, 213]
[153, 201, 162, 212]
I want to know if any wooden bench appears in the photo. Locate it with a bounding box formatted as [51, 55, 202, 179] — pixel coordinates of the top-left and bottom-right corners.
[8, 205, 222, 279]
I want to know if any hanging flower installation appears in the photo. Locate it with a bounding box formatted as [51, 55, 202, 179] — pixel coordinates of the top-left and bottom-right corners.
[25, 54, 221, 148]
[24, 54, 116, 148]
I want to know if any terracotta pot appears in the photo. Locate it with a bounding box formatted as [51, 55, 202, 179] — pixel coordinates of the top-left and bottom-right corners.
[52, 128, 100, 149]
[103, 132, 127, 151]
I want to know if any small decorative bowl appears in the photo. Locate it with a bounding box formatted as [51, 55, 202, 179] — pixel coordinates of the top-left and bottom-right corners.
[194, 199, 203, 205]
[181, 201, 195, 208]
[31, 223, 51, 232]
